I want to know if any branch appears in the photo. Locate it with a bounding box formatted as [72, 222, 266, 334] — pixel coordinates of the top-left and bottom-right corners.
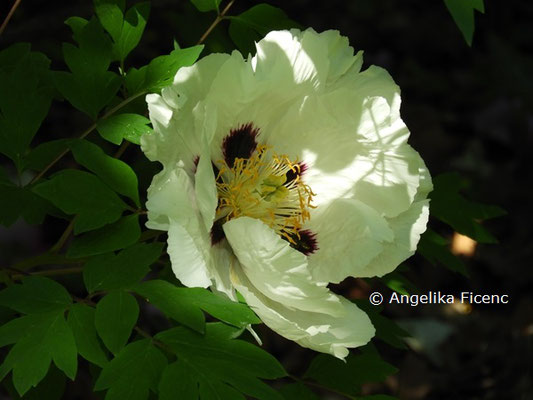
[0, 0, 22, 36]
[197, 0, 236, 45]
[29, 91, 145, 185]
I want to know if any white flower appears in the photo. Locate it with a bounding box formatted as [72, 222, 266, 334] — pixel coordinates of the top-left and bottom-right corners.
[141, 28, 432, 359]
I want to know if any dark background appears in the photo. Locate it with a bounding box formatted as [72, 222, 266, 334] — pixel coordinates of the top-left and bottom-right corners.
[1, 0, 532, 399]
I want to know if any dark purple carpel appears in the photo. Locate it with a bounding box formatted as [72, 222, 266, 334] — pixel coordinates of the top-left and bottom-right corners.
[222, 122, 259, 168]
[210, 220, 225, 245]
[285, 162, 308, 184]
[284, 229, 318, 255]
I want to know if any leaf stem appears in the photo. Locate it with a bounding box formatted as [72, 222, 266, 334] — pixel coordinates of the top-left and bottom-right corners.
[196, 0, 236, 45]
[50, 218, 76, 253]
[10, 265, 84, 281]
[0, 0, 22, 36]
[29, 91, 145, 185]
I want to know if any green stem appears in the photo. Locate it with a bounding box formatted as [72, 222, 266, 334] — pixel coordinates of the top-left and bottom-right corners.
[50, 218, 76, 253]
[196, 0, 236, 45]
[0, 0, 22, 35]
[11, 265, 84, 281]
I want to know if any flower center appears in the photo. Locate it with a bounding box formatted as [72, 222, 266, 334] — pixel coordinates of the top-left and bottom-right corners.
[214, 144, 316, 248]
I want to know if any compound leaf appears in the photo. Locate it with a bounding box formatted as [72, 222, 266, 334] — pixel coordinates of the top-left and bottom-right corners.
[0, 311, 77, 396]
[125, 45, 203, 95]
[67, 303, 108, 367]
[95, 291, 139, 355]
[228, 4, 299, 55]
[67, 214, 141, 258]
[134, 280, 260, 333]
[418, 228, 469, 276]
[190, 0, 221, 12]
[96, 113, 152, 145]
[0, 276, 72, 315]
[53, 18, 121, 119]
[430, 173, 506, 243]
[70, 139, 140, 205]
[0, 44, 53, 171]
[303, 345, 397, 397]
[94, 339, 167, 400]
[156, 323, 286, 400]
[33, 169, 128, 234]
[444, 0, 485, 46]
[83, 242, 163, 293]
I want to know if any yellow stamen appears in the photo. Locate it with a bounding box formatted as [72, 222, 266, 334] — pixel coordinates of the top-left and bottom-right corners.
[215, 145, 314, 240]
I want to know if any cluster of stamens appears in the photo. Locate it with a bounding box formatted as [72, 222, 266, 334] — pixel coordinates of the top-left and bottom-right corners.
[214, 145, 316, 247]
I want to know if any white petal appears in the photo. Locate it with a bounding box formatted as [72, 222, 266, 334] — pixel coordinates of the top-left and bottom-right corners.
[193, 102, 219, 232]
[145, 167, 194, 230]
[231, 263, 375, 359]
[351, 144, 422, 217]
[145, 167, 213, 287]
[173, 53, 232, 105]
[223, 217, 344, 315]
[359, 200, 430, 278]
[307, 199, 394, 283]
[415, 158, 433, 201]
[167, 219, 211, 288]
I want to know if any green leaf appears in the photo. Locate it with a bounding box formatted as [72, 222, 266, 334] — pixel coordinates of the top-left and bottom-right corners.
[24, 139, 73, 172]
[135, 280, 260, 333]
[95, 1, 149, 62]
[95, 291, 139, 355]
[125, 45, 203, 95]
[0, 182, 56, 227]
[0, 44, 53, 170]
[33, 169, 128, 234]
[5, 365, 66, 400]
[380, 270, 420, 296]
[158, 362, 199, 400]
[67, 303, 108, 367]
[96, 113, 152, 145]
[134, 280, 204, 333]
[303, 346, 397, 397]
[418, 228, 469, 276]
[190, 0, 221, 12]
[94, 0, 125, 43]
[353, 300, 410, 350]
[115, 2, 150, 61]
[94, 339, 167, 400]
[0, 276, 72, 314]
[70, 139, 139, 205]
[84, 243, 163, 293]
[279, 383, 319, 400]
[444, 0, 485, 46]
[156, 323, 286, 400]
[65, 16, 89, 39]
[0, 311, 77, 396]
[67, 214, 141, 258]
[53, 18, 121, 119]
[228, 4, 300, 55]
[430, 173, 506, 243]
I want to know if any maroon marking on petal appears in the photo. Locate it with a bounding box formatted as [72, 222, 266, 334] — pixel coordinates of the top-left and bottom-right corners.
[210, 220, 225, 245]
[222, 123, 259, 168]
[285, 162, 308, 184]
[283, 229, 318, 255]
[192, 155, 200, 173]
[212, 162, 223, 183]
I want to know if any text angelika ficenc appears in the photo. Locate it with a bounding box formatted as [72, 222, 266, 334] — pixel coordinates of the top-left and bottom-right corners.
[389, 291, 509, 307]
